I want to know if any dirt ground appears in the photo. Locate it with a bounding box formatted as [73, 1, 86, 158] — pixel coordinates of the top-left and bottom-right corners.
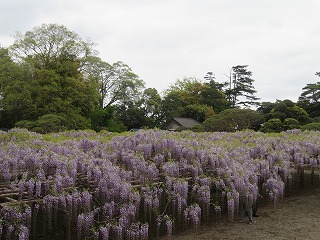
[169, 185, 320, 240]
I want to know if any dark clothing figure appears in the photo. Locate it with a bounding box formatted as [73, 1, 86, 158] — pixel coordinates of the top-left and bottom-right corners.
[240, 204, 253, 224]
[253, 202, 259, 217]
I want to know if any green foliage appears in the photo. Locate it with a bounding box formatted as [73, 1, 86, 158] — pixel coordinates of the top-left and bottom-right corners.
[312, 116, 320, 123]
[299, 81, 320, 103]
[200, 84, 228, 112]
[15, 112, 92, 133]
[299, 102, 320, 118]
[282, 99, 295, 107]
[289, 105, 310, 124]
[283, 118, 300, 130]
[260, 118, 284, 133]
[203, 114, 232, 132]
[298, 76, 320, 118]
[161, 91, 184, 125]
[0, 24, 101, 131]
[257, 102, 277, 114]
[105, 120, 127, 133]
[3, 24, 319, 133]
[257, 102, 276, 121]
[203, 108, 264, 132]
[115, 102, 147, 130]
[15, 120, 35, 130]
[181, 104, 215, 122]
[300, 122, 320, 131]
[191, 124, 205, 132]
[225, 65, 260, 108]
[91, 106, 126, 132]
[15, 114, 68, 133]
[264, 100, 311, 126]
[0, 128, 42, 143]
[271, 110, 287, 122]
[40, 112, 89, 132]
[9, 23, 96, 69]
[0, 47, 35, 127]
[86, 58, 145, 108]
[139, 88, 162, 127]
[166, 77, 208, 106]
[61, 111, 92, 130]
[162, 77, 227, 126]
[28, 68, 99, 119]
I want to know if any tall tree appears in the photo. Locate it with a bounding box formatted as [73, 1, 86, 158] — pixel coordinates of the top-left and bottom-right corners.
[257, 102, 277, 121]
[0, 47, 35, 127]
[166, 77, 205, 106]
[162, 77, 227, 124]
[2, 24, 99, 130]
[203, 108, 264, 132]
[180, 104, 215, 122]
[112, 77, 146, 130]
[299, 82, 320, 103]
[263, 99, 310, 126]
[139, 88, 162, 127]
[160, 90, 184, 126]
[202, 80, 229, 112]
[85, 57, 144, 108]
[225, 65, 260, 108]
[10, 23, 96, 70]
[114, 101, 147, 130]
[298, 75, 320, 118]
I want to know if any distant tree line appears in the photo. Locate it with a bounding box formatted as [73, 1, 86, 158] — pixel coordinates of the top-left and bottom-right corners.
[0, 23, 319, 133]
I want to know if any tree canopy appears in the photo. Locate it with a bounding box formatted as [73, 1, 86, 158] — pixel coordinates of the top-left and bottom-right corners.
[225, 65, 260, 108]
[161, 77, 227, 125]
[203, 108, 264, 132]
[0, 24, 149, 132]
[10, 23, 96, 70]
[0, 24, 101, 131]
[298, 74, 320, 118]
[0, 23, 319, 133]
[85, 57, 145, 108]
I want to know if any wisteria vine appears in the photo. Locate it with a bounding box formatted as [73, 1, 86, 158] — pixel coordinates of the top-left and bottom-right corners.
[0, 128, 319, 239]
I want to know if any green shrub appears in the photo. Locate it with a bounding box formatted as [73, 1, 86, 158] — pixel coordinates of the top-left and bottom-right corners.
[300, 122, 320, 131]
[283, 118, 300, 130]
[191, 124, 204, 132]
[312, 117, 320, 123]
[31, 126, 45, 133]
[260, 118, 284, 133]
[15, 120, 35, 129]
[203, 108, 265, 132]
[33, 114, 69, 133]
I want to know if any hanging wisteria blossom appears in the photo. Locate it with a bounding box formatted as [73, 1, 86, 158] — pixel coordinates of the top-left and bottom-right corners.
[0, 128, 318, 239]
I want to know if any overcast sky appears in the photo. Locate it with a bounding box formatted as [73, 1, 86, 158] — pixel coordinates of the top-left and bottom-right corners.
[1, 0, 320, 102]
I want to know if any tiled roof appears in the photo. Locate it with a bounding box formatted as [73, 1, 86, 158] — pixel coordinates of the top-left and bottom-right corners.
[173, 117, 201, 128]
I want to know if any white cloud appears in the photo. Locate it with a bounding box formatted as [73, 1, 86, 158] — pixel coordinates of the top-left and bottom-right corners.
[1, 0, 320, 101]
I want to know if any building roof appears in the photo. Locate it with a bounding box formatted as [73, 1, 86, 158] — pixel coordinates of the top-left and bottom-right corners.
[173, 117, 201, 128]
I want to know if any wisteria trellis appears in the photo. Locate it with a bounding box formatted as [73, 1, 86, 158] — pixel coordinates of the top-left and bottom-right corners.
[0, 128, 319, 239]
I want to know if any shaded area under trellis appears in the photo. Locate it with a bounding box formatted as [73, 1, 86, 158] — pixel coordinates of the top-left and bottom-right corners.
[0, 166, 319, 240]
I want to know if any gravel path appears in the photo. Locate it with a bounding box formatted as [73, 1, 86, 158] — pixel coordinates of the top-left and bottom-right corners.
[168, 186, 320, 240]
